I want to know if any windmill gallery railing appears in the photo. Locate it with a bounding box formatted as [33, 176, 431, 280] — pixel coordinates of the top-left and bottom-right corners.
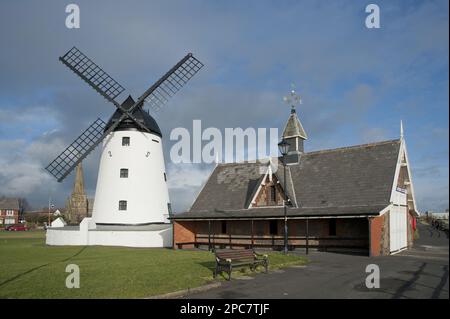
[176, 233, 369, 252]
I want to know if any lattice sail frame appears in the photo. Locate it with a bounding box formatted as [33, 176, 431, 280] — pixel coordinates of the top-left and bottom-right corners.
[60, 47, 125, 102]
[45, 118, 106, 182]
[47, 49, 204, 182]
[144, 55, 204, 112]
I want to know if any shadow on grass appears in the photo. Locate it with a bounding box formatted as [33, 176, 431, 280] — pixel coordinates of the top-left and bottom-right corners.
[0, 246, 87, 288]
[198, 261, 216, 272]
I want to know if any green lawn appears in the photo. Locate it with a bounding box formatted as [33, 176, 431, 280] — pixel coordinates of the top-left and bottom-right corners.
[0, 231, 307, 298]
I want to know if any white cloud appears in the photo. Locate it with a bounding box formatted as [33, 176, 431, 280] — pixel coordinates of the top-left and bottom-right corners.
[165, 162, 214, 213]
[0, 0, 447, 213]
[166, 163, 213, 190]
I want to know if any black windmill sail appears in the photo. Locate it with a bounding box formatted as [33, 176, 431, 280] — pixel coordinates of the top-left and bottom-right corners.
[46, 47, 204, 182]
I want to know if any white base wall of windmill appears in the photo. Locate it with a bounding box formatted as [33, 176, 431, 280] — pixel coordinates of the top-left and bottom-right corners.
[46, 218, 173, 248]
[92, 130, 171, 226]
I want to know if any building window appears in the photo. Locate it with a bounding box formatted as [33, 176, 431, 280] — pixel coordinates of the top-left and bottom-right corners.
[269, 220, 278, 235]
[6, 210, 14, 216]
[270, 186, 276, 202]
[120, 168, 129, 178]
[5, 218, 15, 225]
[119, 200, 127, 211]
[329, 219, 337, 236]
[221, 221, 227, 234]
[122, 136, 130, 146]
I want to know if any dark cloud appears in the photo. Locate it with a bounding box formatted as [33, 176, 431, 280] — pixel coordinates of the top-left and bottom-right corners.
[0, 0, 448, 212]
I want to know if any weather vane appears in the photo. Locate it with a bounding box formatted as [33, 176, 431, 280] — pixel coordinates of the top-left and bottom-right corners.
[283, 83, 302, 113]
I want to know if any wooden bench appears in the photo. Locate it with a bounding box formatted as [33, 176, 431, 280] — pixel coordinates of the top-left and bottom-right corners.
[213, 249, 269, 280]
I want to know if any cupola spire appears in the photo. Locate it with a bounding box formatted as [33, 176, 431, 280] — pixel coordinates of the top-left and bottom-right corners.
[282, 85, 307, 156]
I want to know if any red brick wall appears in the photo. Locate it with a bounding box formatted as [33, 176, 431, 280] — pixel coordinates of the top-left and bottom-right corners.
[370, 215, 383, 256]
[370, 214, 390, 256]
[173, 221, 196, 249]
[174, 218, 369, 251]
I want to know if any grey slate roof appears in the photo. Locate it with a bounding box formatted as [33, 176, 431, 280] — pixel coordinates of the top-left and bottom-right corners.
[173, 205, 387, 219]
[173, 139, 401, 220]
[0, 197, 20, 210]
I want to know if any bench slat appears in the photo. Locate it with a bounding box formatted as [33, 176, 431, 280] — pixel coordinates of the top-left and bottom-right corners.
[214, 249, 269, 281]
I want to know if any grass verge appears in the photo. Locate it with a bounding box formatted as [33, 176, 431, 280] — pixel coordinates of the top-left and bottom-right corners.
[0, 231, 307, 298]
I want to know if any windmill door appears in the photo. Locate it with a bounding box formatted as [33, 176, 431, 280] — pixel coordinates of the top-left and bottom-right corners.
[389, 205, 408, 253]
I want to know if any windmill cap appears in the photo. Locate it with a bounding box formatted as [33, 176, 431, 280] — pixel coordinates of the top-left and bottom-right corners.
[104, 95, 162, 137]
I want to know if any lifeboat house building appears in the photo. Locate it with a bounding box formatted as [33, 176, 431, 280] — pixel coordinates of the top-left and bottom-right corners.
[171, 107, 419, 256]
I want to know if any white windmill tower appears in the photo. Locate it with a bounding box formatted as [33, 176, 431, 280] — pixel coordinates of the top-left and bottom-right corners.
[45, 47, 203, 228]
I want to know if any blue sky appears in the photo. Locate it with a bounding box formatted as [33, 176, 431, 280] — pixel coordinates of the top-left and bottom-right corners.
[0, 0, 448, 212]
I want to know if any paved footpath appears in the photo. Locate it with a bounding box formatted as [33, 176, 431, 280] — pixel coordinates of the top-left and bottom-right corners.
[185, 223, 448, 299]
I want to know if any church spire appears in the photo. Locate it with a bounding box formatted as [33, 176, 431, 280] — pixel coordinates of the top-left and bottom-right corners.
[65, 162, 88, 224]
[73, 163, 85, 195]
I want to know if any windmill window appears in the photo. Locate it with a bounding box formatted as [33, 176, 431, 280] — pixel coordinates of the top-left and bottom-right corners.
[167, 203, 172, 215]
[120, 168, 129, 178]
[119, 200, 127, 211]
[122, 137, 130, 146]
[164, 172, 167, 182]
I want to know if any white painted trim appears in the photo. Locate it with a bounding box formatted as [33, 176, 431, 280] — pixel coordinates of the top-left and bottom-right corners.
[248, 168, 270, 208]
[388, 139, 418, 215]
[389, 140, 403, 205]
[248, 163, 291, 209]
[287, 166, 298, 208]
[378, 204, 392, 216]
[390, 247, 407, 255]
[283, 134, 307, 140]
[402, 139, 419, 215]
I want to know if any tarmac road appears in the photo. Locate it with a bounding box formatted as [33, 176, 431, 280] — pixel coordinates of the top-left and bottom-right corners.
[186, 222, 449, 299]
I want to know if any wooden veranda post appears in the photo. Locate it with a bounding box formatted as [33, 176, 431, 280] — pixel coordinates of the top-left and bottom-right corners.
[208, 220, 211, 251]
[251, 219, 254, 249]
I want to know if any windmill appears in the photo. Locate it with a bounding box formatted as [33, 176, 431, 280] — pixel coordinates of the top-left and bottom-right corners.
[46, 47, 203, 226]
